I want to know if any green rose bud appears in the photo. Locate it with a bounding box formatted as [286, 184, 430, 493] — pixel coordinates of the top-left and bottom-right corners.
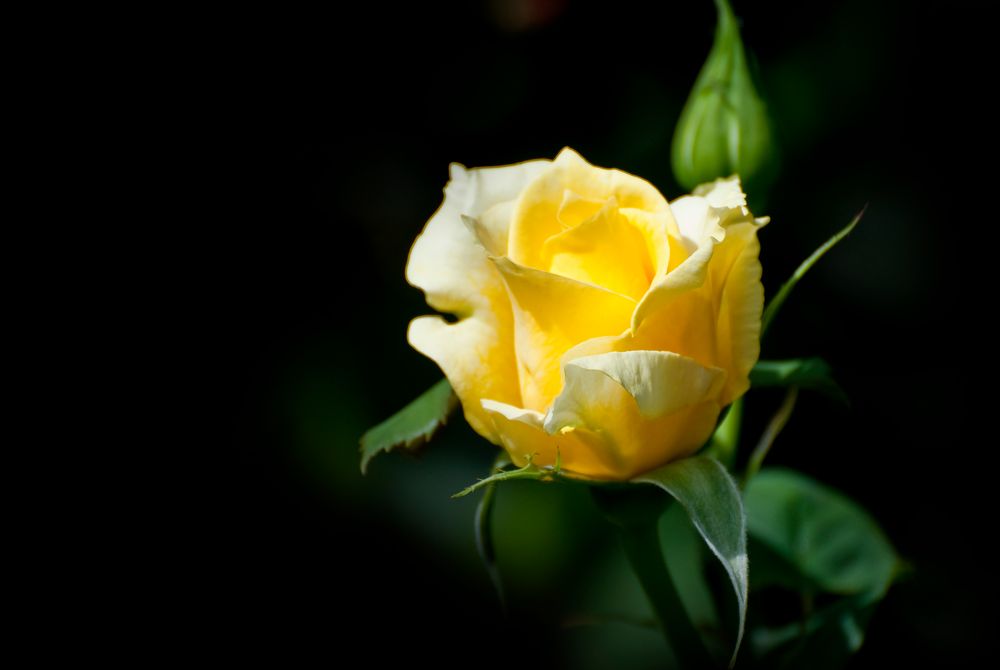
[672, 0, 775, 197]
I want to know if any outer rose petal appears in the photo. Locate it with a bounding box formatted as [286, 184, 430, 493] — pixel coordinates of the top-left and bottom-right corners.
[480, 398, 629, 478]
[406, 160, 549, 440]
[630, 177, 765, 404]
[632, 178, 746, 330]
[542, 351, 726, 480]
[480, 399, 562, 469]
[552, 351, 726, 420]
[705, 220, 763, 403]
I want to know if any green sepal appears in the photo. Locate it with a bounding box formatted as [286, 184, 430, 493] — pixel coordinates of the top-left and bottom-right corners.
[359, 378, 458, 474]
[633, 456, 748, 668]
[761, 210, 864, 337]
[452, 454, 559, 498]
[743, 387, 798, 485]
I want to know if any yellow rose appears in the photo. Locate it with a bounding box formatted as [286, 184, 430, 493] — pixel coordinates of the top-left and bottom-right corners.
[406, 148, 765, 480]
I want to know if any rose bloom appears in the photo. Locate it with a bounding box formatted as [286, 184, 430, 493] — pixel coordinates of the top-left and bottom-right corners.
[406, 149, 765, 480]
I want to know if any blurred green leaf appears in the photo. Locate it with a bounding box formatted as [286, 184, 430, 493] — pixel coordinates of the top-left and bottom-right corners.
[745, 468, 898, 598]
[750, 358, 846, 403]
[745, 469, 899, 667]
[761, 210, 863, 337]
[671, 0, 776, 195]
[359, 378, 458, 474]
[634, 455, 748, 667]
[750, 593, 876, 670]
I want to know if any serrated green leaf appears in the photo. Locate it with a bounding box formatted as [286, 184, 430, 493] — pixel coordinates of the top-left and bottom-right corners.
[359, 378, 458, 474]
[745, 468, 898, 598]
[761, 210, 864, 337]
[750, 358, 846, 403]
[634, 456, 748, 667]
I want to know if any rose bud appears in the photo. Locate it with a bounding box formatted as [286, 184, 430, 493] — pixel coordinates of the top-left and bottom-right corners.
[671, 0, 775, 197]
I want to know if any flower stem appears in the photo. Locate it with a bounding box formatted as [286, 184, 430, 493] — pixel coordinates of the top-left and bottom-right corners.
[622, 522, 718, 669]
[593, 488, 718, 669]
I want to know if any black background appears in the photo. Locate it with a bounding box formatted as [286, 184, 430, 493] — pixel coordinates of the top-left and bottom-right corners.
[196, 1, 992, 666]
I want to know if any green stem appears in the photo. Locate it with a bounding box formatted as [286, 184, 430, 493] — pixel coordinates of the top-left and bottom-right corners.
[592, 488, 719, 667]
[475, 465, 506, 611]
[620, 522, 718, 668]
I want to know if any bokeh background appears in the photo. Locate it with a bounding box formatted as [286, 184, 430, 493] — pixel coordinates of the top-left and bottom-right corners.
[205, 0, 990, 665]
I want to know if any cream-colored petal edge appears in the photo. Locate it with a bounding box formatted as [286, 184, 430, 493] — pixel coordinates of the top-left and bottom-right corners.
[545, 350, 726, 432]
[406, 159, 551, 314]
[405, 159, 550, 442]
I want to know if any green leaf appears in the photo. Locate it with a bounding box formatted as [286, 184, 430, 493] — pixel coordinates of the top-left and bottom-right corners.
[359, 378, 458, 474]
[634, 456, 748, 667]
[744, 468, 898, 598]
[761, 209, 864, 337]
[745, 470, 899, 667]
[750, 358, 847, 403]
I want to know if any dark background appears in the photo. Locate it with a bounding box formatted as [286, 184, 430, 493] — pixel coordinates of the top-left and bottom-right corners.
[200, 0, 991, 665]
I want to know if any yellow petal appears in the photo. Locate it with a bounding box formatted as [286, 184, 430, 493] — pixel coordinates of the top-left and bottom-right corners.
[406, 159, 550, 440]
[552, 351, 726, 420]
[544, 351, 726, 479]
[508, 148, 676, 274]
[491, 256, 636, 413]
[707, 220, 763, 403]
[480, 399, 560, 467]
[481, 398, 623, 477]
[631, 184, 735, 331]
[542, 198, 656, 300]
[407, 160, 550, 314]
[629, 177, 763, 403]
[630, 228, 722, 333]
[667, 177, 764, 403]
